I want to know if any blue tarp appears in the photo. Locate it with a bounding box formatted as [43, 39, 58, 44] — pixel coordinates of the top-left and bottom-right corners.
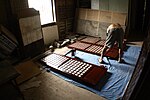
[47, 45, 141, 100]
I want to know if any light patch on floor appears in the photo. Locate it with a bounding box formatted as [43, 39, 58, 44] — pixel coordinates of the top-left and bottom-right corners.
[54, 47, 71, 55]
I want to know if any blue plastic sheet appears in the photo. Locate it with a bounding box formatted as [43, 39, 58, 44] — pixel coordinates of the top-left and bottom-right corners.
[48, 45, 141, 100]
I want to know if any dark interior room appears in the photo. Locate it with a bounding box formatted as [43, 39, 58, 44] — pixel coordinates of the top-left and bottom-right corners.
[0, 0, 150, 100]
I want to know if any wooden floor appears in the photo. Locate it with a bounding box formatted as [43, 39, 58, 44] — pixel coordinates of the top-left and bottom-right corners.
[18, 46, 106, 100]
[18, 35, 144, 100]
[21, 71, 106, 100]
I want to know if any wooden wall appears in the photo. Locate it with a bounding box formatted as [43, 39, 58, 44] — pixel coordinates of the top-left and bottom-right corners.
[0, 0, 10, 27]
[75, 8, 127, 39]
[0, 0, 59, 46]
[123, 23, 150, 100]
[75, 0, 128, 39]
[10, 0, 28, 15]
[55, 0, 76, 40]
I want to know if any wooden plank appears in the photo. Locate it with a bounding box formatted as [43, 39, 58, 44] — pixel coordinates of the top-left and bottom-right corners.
[15, 60, 41, 84]
[99, 11, 111, 23]
[68, 41, 91, 50]
[86, 9, 99, 21]
[80, 36, 100, 44]
[78, 8, 87, 20]
[111, 12, 127, 25]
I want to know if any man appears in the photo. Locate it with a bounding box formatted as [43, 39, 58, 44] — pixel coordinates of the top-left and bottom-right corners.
[99, 23, 125, 63]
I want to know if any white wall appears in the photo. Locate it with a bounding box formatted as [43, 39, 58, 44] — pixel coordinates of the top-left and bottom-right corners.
[42, 25, 59, 46]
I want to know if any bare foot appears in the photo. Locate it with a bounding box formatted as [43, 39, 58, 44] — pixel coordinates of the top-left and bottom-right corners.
[99, 58, 103, 63]
[118, 58, 121, 63]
